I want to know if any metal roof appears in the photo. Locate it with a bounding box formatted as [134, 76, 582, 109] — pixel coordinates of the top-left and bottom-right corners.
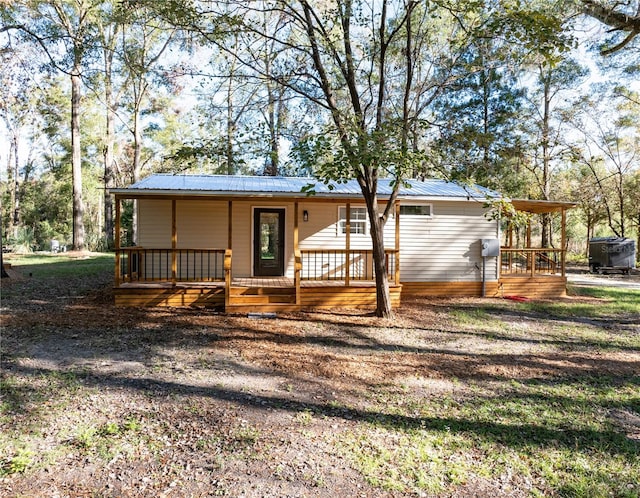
[110, 174, 499, 200]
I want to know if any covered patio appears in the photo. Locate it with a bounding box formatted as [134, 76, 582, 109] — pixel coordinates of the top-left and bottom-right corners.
[496, 199, 576, 299]
[112, 197, 401, 312]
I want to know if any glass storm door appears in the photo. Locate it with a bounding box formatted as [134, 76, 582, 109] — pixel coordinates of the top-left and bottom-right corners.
[253, 208, 285, 276]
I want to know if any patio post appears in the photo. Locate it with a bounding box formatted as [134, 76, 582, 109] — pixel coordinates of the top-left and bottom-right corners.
[226, 201, 232, 308]
[561, 207, 567, 277]
[345, 202, 351, 285]
[527, 218, 533, 276]
[171, 199, 177, 286]
[228, 200, 233, 250]
[395, 201, 400, 285]
[114, 195, 121, 287]
[294, 201, 301, 305]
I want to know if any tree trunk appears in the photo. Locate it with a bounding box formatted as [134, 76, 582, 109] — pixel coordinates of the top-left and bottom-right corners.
[71, 69, 85, 251]
[585, 211, 593, 258]
[1, 229, 8, 278]
[617, 174, 625, 238]
[103, 111, 115, 248]
[265, 80, 279, 176]
[131, 105, 142, 245]
[8, 129, 20, 239]
[370, 214, 392, 318]
[103, 35, 116, 249]
[636, 213, 640, 263]
[541, 73, 552, 248]
[226, 79, 235, 175]
[361, 178, 392, 318]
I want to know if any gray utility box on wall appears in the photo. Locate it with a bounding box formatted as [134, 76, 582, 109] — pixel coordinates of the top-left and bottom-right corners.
[481, 239, 500, 258]
[480, 238, 500, 298]
[588, 237, 636, 274]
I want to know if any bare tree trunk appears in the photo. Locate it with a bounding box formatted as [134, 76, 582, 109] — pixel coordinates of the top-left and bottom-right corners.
[617, 173, 625, 237]
[102, 27, 117, 250]
[7, 129, 20, 239]
[265, 79, 279, 176]
[636, 213, 640, 263]
[369, 210, 392, 318]
[1, 229, 8, 278]
[541, 73, 552, 248]
[71, 68, 85, 251]
[103, 106, 115, 248]
[226, 97, 234, 175]
[131, 104, 142, 245]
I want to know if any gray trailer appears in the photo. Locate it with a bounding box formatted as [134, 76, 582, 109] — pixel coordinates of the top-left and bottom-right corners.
[588, 237, 636, 274]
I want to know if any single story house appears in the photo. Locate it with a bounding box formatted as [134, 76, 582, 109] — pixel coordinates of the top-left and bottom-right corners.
[109, 174, 574, 311]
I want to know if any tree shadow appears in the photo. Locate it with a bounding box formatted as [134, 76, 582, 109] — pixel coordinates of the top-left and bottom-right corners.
[6, 364, 639, 460]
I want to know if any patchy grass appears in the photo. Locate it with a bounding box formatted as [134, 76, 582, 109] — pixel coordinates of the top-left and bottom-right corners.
[0, 255, 638, 496]
[341, 375, 639, 497]
[4, 252, 114, 279]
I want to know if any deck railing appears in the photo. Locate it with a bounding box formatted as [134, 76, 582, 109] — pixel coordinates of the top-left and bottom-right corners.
[116, 247, 226, 284]
[300, 248, 398, 284]
[115, 247, 398, 288]
[500, 248, 564, 277]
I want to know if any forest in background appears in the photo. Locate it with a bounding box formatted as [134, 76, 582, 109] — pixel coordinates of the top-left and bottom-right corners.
[1, 0, 639, 259]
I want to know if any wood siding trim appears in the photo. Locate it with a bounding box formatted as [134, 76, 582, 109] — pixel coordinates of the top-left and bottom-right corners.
[402, 281, 498, 297]
[497, 276, 567, 299]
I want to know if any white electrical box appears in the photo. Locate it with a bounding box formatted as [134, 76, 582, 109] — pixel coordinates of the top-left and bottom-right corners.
[481, 238, 500, 257]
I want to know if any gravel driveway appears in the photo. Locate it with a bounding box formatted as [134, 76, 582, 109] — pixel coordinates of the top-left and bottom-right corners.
[567, 267, 640, 290]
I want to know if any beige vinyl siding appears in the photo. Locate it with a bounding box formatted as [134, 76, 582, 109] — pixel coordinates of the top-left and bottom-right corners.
[230, 202, 251, 277]
[298, 202, 396, 280]
[399, 200, 498, 282]
[299, 202, 396, 249]
[176, 200, 227, 249]
[136, 197, 496, 283]
[138, 199, 229, 249]
[137, 199, 172, 247]
[176, 201, 227, 280]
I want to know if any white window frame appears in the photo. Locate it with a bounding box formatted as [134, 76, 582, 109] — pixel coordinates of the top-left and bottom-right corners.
[337, 205, 368, 236]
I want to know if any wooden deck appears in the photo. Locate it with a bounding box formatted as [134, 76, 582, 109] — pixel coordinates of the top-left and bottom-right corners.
[114, 278, 402, 312]
[114, 274, 567, 310]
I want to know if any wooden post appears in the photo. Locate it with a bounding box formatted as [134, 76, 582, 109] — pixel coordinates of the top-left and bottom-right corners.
[561, 207, 567, 277]
[345, 202, 351, 286]
[224, 249, 232, 309]
[171, 199, 177, 286]
[395, 201, 400, 285]
[507, 222, 513, 272]
[527, 218, 533, 276]
[228, 200, 233, 250]
[293, 202, 299, 254]
[114, 195, 121, 287]
[294, 201, 301, 305]
[227, 201, 233, 308]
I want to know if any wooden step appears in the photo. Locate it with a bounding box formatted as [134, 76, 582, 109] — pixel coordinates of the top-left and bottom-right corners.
[228, 293, 296, 305]
[229, 286, 295, 296]
[225, 303, 302, 314]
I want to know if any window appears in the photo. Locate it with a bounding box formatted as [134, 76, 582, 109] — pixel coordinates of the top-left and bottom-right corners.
[400, 204, 432, 217]
[338, 206, 367, 235]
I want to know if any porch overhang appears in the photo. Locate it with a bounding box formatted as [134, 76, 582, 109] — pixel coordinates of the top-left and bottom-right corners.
[510, 199, 577, 214]
[500, 198, 577, 294]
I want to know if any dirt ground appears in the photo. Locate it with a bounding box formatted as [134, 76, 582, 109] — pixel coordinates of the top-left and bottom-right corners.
[1, 262, 639, 497]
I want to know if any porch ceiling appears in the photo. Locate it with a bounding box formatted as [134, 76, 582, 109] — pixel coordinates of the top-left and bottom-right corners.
[511, 199, 576, 214]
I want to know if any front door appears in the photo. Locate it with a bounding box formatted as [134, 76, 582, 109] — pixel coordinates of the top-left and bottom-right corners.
[253, 208, 285, 276]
